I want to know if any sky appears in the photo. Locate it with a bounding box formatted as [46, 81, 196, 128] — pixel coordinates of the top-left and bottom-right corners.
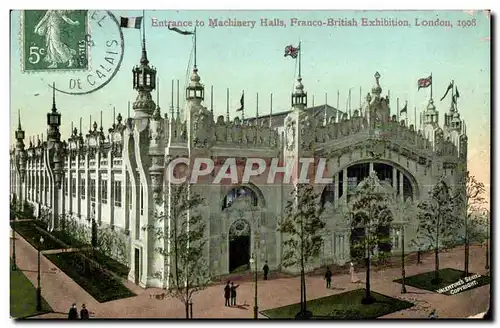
[9, 9, 491, 202]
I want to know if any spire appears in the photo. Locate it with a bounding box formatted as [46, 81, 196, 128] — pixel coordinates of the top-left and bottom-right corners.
[323, 93, 327, 126]
[176, 79, 180, 119]
[372, 71, 382, 97]
[170, 79, 174, 119]
[17, 109, 22, 131]
[210, 85, 214, 118]
[194, 26, 197, 69]
[140, 9, 148, 66]
[291, 42, 307, 109]
[256, 92, 259, 125]
[269, 93, 273, 129]
[51, 82, 57, 112]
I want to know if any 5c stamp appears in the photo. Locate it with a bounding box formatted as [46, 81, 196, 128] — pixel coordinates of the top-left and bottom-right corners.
[20, 10, 125, 95]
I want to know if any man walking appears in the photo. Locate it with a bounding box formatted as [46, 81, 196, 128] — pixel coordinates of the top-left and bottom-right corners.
[224, 281, 231, 307]
[68, 303, 78, 320]
[230, 282, 239, 306]
[262, 261, 269, 280]
[80, 304, 90, 319]
[324, 267, 332, 289]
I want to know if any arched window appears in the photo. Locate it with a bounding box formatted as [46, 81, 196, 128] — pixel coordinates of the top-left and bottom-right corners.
[222, 186, 258, 210]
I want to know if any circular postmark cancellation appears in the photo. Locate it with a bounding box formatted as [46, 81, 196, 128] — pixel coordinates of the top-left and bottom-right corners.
[20, 10, 124, 95]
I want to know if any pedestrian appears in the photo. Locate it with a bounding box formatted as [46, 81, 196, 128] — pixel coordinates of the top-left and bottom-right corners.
[224, 281, 231, 307]
[68, 303, 78, 320]
[262, 261, 269, 280]
[428, 309, 438, 319]
[80, 304, 90, 319]
[324, 267, 332, 289]
[230, 282, 239, 306]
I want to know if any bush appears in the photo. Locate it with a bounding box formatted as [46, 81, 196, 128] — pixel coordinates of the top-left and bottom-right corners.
[11, 221, 65, 251]
[45, 252, 136, 303]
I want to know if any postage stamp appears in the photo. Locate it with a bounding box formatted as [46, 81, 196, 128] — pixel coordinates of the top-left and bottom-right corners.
[19, 10, 124, 95]
[21, 10, 89, 72]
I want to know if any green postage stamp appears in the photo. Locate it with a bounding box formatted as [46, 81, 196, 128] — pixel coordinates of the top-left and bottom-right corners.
[21, 10, 89, 72]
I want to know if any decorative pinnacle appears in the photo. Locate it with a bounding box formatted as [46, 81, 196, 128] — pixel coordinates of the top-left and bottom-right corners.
[17, 109, 22, 131]
[52, 82, 57, 112]
[374, 72, 381, 84]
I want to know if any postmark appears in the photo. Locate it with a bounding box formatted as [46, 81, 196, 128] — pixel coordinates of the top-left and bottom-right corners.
[20, 10, 124, 95]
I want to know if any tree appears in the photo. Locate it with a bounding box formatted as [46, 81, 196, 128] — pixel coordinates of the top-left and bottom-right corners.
[347, 171, 392, 304]
[453, 171, 486, 275]
[415, 178, 456, 283]
[278, 183, 325, 319]
[151, 181, 209, 319]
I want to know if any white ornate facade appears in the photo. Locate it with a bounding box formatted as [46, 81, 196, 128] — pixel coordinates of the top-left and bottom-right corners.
[10, 43, 468, 289]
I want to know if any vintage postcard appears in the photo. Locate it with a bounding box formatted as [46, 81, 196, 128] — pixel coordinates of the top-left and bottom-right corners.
[9, 9, 491, 320]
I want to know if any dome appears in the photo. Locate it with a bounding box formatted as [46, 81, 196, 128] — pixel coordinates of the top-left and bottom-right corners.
[294, 77, 305, 95]
[371, 71, 382, 96]
[453, 111, 460, 119]
[189, 67, 201, 87]
[426, 99, 436, 111]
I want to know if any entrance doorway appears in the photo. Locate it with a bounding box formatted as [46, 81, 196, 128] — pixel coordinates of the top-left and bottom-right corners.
[134, 248, 140, 285]
[228, 219, 251, 273]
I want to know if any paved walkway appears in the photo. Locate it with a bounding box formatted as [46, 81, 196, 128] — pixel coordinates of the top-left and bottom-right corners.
[10, 230, 490, 319]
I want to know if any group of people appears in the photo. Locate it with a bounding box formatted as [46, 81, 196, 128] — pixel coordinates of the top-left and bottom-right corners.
[68, 303, 90, 320]
[224, 282, 240, 306]
[324, 262, 361, 289]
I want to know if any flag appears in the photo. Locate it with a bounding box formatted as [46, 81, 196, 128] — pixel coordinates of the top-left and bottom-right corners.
[236, 92, 244, 111]
[120, 16, 143, 29]
[440, 82, 453, 101]
[453, 87, 460, 104]
[400, 101, 408, 115]
[284, 45, 300, 59]
[417, 76, 432, 90]
[168, 25, 195, 35]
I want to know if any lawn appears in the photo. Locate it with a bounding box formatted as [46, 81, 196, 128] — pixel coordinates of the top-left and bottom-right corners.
[11, 221, 65, 251]
[10, 261, 52, 319]
[394, 268, 490, 295]
[261, 289, 414, 319]
[45, 252, 136, 303]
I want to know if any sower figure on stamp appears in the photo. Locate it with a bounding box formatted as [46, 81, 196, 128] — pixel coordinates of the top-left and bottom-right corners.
[262, 261, 269, 280]
[230, 282, 240, 306]
[224, 281, 231, 307]
[68, 303, 78, 320]
[324, 267, 332, 289]
[33, 10, 80, 68]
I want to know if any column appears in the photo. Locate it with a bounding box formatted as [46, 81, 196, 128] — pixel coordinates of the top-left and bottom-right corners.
[342, 168, 347, 204]
[399, 171, 404, 200]
[67, 160, 72, 214]
[84, 154, 90, 219]
[108, 151, 113, 227]
[96, 152, 101, 225]
[123, 169, 130, 233]
[392, 167, 397, 191]
[76, 154, 81, 217]
[334, 174, 339, 208]
[369, 161, 374, 173]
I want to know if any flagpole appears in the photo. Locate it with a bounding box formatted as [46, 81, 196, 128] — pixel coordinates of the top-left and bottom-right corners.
[430, 73, 433, 100]
[170, 79, 174, 119]
[128, 101, 130, 119]
[312, 95, 315, 107]
[210, 85, 214, 118]
[176, 79, 180, 120]
[348, 88, 352, 119]
[241, 90, 245, 121]
[256, 92, 259, 124]
[414, 106, 417, 130]
[324, 93, 327, 126]
[194, 26, 197, 69]
[397, 98, 399, 123]
[269, 93, 273, 129]
[226, 88, 230, 123]
[336, 90, 339, 122]
[298, 41, 302, 78]
[451, 79, 455, 109]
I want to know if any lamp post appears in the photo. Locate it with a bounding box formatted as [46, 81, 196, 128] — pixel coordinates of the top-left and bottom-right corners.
[485, 210, 489, 270]
[36, 236, 44, 311]
[401, 224, 407, 294]
[250, 253, 259, 319]
[11, 195, 17, 271]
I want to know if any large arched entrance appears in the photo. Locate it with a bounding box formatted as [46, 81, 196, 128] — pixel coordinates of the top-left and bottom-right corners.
[228, 219, 251, 273]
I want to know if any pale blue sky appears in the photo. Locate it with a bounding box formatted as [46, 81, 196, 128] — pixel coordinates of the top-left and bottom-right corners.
[10, 10, 490, 192]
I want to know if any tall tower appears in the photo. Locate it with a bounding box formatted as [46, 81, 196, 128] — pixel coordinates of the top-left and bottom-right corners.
[132, 24, 157, 119]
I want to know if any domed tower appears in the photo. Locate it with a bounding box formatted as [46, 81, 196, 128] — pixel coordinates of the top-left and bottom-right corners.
[367, 72, 390, 125]
[422, 97, 440, 149]
[132, 29, 157, 119]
